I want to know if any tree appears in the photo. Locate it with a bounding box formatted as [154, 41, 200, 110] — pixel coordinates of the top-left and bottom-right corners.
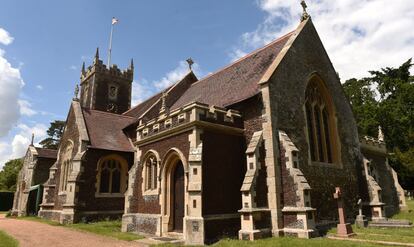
[344, 59, 414, 189]
[343, 78, 379, 137]
[39, 120, 65, 149]
[0, 158, 23, 191]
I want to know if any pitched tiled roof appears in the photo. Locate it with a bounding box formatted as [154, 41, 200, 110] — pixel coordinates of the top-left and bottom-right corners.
[35, 148, 58, 159]
[171, 31, 294, 109]
[122, 91, 164, 118]
[123, 72, 198, 119]
[82, 109, 135, 152]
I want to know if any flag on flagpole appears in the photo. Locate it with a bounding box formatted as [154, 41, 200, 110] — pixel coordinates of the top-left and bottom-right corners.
[112, 17, 119, 25]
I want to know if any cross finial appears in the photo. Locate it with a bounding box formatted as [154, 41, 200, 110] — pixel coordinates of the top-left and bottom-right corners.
[74, 84, 79, 100]
[300, 0, 310, 22]
[31, 133, 34, 146]
[186, 58, 194, 71]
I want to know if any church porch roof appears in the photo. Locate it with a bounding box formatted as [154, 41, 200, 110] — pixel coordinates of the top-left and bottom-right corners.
[82, 109, 136, 152]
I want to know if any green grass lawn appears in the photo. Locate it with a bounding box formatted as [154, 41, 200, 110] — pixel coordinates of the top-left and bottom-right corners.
[328, 198, 414, 244]
[0, 230, 18, 247]
[17, 217, 142, 241]
[188, 199, 414, 247]
[211, 237, 380, 247]
[157, 237, 380, 247]
[392, 199, 414, 222]
[66, 220, 143, 241]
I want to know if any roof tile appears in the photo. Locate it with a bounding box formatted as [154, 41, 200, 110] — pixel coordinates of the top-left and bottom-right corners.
[171, 31, 294, 109]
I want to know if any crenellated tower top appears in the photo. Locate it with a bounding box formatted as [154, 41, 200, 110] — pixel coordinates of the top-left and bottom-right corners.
[78, 47, 134, 114]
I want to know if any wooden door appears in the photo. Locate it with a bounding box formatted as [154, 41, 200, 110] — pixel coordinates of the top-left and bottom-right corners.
[173, 161, 184, 232]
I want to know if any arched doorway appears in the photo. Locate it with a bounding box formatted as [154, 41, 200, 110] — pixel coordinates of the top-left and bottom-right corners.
[160, 148, 188, 235]
[172, 161, 184, 232]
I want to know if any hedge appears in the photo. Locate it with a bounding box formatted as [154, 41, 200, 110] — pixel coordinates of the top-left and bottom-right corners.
[0, 192, 14, 211]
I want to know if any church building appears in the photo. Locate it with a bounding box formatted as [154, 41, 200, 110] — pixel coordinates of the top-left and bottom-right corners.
[22, 8, 406, 245]
[12, 140, 57, 216]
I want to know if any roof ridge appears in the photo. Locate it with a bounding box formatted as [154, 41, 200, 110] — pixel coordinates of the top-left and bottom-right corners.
[123, 70, 195, 117]
[137, 71, 196, 119]
[84, 108, 136, 119]
[190, 30, 295, 87]
[122, 91, 162, 115]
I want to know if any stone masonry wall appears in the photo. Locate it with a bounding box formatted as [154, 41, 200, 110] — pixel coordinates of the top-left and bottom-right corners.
[363, 150, 400, 216]
[268, 20, 362, 222]
[52, 106, 81, 211]
[76, 149, 133, 212]
[129, 131, 191, 214]
[32, 157, 55, 186]
[202, 130, 245, 241]
[202, 130, 245, 215]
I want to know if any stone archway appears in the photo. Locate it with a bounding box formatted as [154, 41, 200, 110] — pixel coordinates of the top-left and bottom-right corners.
[160, 149, 188, 235]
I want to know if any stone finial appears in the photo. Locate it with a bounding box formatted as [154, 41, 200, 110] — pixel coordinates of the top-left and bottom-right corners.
[74, 84, 79, 101]
[186, 58, 194, 71]
[300, 0, 310, 22]
[159, 91, 168, 114]
[378, 126, 384, 142]
[94, 47, 100, 63]
[129, 58, 134, 70]
[81, 62, 86, 76]
[30, 133, 34, 146]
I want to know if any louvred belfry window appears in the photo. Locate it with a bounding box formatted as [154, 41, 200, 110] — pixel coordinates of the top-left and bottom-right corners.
[305, 78, 338, 164]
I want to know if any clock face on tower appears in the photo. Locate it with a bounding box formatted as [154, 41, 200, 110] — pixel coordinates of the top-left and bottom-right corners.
[107, 103, 118, 113]
[108, 85, 118, 101]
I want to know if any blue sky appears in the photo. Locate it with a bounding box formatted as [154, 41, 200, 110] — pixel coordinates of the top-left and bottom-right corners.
[0, 0, 413, 167]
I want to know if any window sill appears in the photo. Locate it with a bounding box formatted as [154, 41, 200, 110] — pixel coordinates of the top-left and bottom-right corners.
[143, 189, 159, 196]
[311, 161, 343, 169]
[58, 191, 67, 196]
[95, 193, 125, 198]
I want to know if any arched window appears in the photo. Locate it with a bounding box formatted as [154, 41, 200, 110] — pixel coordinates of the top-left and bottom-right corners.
[59, 141, 73, 192]
[305, 77, 339, 164]
[144, 154, 158, 191]
[96, 155, 127, 196]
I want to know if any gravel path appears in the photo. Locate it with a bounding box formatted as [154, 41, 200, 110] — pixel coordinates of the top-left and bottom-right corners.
[0, 216, 146, 247]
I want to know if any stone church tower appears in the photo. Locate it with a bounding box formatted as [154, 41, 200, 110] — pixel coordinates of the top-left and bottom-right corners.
[79, 48, 133, 114]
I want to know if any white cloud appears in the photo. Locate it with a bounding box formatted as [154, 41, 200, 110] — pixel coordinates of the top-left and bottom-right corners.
[153, 61, 199, 90]
[0, 123, 47, 168]
[232, 0, 414, 80]
[69, 65, 77, 70]
[17, 123, 47, 141]
[132, 60, 203, 106]
[0, 28, 14, 45]
[18, 99, 37, 116]
[36, 85, 43, 90]
[131, 79, 155, 106]
[0, 46, 24, 136]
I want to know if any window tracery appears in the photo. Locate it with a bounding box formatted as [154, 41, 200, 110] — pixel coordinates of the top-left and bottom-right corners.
[97, 156, 127, 195]
[59, 141, 73, 192]
[305, 78, 338, 164]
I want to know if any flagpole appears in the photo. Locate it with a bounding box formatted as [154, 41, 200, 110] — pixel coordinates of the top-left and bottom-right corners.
[107, 20, 115, 67]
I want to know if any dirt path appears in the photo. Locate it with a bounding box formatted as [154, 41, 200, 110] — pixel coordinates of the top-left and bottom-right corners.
[0, 216, 146, 247]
